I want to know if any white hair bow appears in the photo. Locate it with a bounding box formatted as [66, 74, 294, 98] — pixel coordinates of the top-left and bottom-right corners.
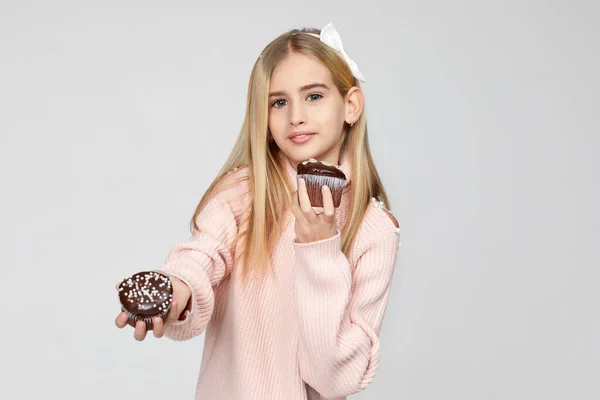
[303, 22, 366, 82]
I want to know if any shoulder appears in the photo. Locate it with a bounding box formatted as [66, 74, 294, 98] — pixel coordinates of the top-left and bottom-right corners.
[364, 197, 400, 231]
[354, 197, 401, 251]
[214, 165, 252, 222]
[218, 165, 251, 195]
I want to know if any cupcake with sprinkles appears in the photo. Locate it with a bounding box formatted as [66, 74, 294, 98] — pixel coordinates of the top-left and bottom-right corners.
[117, 271, 173, 329]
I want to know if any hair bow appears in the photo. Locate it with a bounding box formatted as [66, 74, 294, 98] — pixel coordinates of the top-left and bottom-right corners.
[304, 22, 366, 82]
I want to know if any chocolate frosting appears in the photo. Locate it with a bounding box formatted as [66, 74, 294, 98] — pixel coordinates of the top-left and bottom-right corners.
[296, 158, 346, 179]
[118, 271, 173, 318]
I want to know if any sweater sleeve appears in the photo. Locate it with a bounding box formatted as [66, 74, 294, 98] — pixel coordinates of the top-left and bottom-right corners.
[293, 212, 400, 398]
[154, 187, 241, 341]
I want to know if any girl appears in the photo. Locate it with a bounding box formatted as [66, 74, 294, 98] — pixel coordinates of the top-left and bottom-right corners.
[115, 22, 401, 400]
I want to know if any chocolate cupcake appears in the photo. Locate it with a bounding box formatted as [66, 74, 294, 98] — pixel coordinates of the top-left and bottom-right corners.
[297, 158, 347, 207]
[118, 271, 173, 328]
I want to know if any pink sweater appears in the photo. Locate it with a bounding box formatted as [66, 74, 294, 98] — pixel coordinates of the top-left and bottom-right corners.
[157, 151, 401, 399]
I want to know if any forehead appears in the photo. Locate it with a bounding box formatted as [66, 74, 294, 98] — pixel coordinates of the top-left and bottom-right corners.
[270, 53, 332, 88]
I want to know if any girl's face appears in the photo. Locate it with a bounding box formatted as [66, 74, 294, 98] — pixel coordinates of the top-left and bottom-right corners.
[268, 53, 357, 169]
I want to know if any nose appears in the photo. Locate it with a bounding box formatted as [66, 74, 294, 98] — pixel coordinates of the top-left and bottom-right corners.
[289, 101, 306, 126]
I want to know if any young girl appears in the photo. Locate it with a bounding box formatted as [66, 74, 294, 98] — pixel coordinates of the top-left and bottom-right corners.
[115, 22, 401, 400]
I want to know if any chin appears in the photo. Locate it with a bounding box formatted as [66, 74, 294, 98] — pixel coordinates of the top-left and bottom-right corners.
[284, 147, 320, 165]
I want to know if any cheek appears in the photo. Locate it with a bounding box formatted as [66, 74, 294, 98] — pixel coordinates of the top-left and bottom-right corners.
[336, 101, 347, 121]
[268, 112, 281, 130]
[314, 103, 345, 131]
[268, 113, 289, 141]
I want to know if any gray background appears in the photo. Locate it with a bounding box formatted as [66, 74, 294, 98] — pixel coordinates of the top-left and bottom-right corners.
[1, 1, 598, 399]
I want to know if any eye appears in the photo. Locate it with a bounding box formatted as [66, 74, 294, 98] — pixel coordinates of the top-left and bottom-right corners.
[271, 99, 287, 108]
[271, 94, 322, 108]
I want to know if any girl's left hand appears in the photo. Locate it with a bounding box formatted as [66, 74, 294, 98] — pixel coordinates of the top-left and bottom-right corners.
[291, 178, 338, 243]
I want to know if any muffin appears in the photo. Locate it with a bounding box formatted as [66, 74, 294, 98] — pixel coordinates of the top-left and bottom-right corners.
[118, 271, 173, 328]
[296, 158, 347, 207]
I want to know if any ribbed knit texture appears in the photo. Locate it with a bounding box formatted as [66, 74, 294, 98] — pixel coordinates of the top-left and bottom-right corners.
[156, 151, 401, 399]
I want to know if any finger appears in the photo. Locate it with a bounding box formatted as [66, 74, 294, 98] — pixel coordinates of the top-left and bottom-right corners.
[115, 311, 129, 329]
[153, 317, 165, 338]
[290, 190, 306, 222]
[134, 320, 148, 341]
[292, 191, 307, 223]
[322, 185, 335, 220]
[291, 189, 299, 211]
[165, 300, 179, 324]
[297, 178, 315, 215]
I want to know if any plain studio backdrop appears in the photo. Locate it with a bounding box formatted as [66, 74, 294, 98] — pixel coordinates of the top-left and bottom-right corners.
[1, 1, 598, 399]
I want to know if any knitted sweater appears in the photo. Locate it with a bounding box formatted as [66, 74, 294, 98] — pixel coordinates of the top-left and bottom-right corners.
[157, 151, 401, 400]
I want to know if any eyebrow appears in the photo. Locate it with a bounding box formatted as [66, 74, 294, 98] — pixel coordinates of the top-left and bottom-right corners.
[269, 83, 330, 98]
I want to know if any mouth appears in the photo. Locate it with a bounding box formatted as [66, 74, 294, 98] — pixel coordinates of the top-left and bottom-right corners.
[289, 132, 316, 144]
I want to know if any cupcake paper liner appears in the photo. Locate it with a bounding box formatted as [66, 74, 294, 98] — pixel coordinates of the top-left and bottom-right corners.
[297, 174, 345, 207]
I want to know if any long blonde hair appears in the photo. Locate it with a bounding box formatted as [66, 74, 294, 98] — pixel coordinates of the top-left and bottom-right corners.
[190, 26, 391, 283]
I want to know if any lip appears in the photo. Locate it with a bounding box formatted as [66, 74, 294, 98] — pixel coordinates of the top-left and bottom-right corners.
[289, 132, 316, 144]
[288, 131, 316, 139]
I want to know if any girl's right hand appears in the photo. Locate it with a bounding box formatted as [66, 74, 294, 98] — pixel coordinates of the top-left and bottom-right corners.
[114, 273, 192, 341]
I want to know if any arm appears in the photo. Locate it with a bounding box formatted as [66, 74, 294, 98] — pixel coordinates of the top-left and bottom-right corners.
[294, 212, 400, 398]
[155, 188, 241, 341]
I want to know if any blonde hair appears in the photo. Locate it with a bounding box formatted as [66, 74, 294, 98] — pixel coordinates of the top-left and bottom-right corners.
[190, 26, 391, 284]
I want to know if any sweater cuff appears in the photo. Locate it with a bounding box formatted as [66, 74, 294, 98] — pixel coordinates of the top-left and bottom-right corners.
[153, 256, 215, 340]
[293, 230, 352, 291]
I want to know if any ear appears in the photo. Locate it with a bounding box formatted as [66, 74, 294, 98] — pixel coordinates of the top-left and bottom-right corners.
[344, 86, 364, 125]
